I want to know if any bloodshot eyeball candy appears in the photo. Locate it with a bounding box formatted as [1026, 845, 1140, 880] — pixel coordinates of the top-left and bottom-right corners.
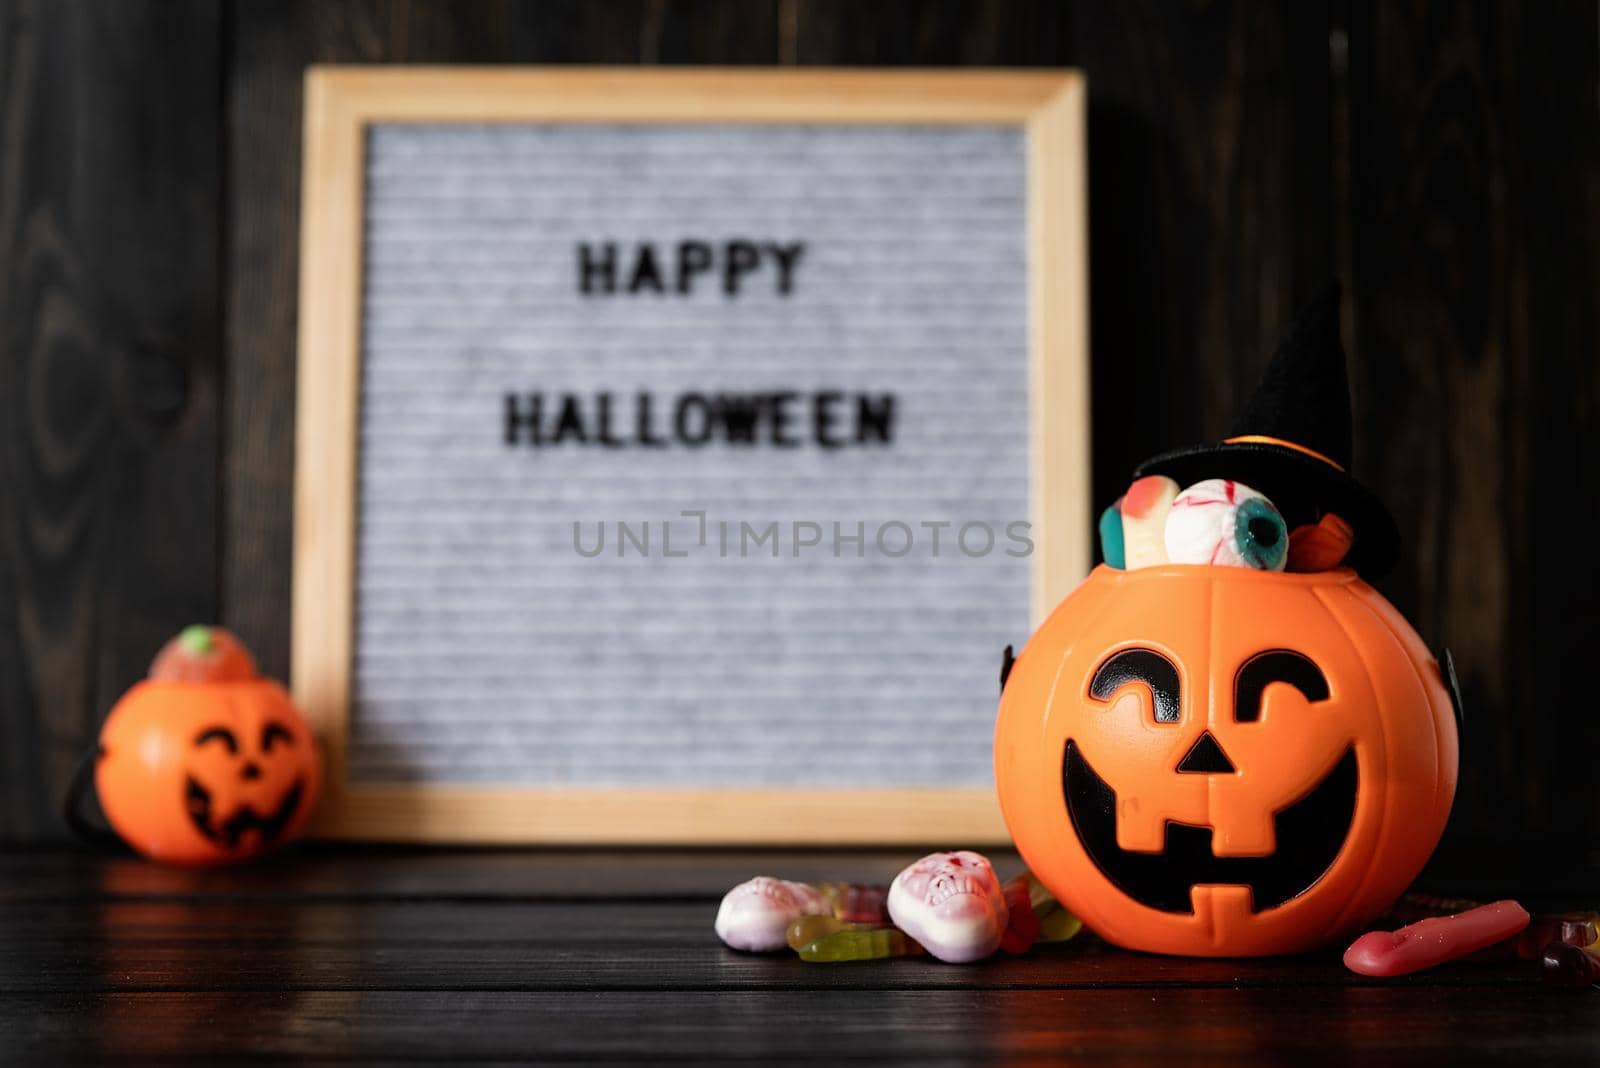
[1163, 478, 1289, 570]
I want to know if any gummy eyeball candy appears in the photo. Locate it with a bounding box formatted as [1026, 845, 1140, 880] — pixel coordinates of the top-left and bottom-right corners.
[715, 876, 829, 952]
[1164, 478, 1288, 570]
[886, 851, 1008, 963]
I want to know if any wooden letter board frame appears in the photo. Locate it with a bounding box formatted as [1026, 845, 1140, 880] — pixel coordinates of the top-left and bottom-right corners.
[294, 68, 1089, 843]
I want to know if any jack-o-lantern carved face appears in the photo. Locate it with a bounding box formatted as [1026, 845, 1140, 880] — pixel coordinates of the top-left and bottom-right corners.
[180, 689, 310, 850]
[96, 628, 320, 866]
[995, 565, 1458, 957]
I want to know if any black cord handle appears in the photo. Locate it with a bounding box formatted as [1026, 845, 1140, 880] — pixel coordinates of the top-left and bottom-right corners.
[61, 744, 127, 851]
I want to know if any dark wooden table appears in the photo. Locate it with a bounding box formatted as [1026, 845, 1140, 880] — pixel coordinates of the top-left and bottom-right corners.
[2, 847, 1595, 1063]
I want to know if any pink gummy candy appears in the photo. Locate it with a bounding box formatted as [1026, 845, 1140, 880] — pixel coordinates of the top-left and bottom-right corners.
[1343, 900, 1530, 976]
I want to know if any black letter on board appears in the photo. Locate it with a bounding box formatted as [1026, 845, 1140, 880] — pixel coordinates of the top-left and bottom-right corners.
[552, 395, 588, 445]
[770, 392, 800, 447]
[719, 395, 763, 444]
[636, 392, 667, 447]
[596, 392, 623, 447]
[856, 394, 896, 444]
[676, 393, 713, 445]
[724, 240, 760, 296]
[814, 391, 844, 449]
[578, 243, 616, 295]
[770, 243, 806, 295]
[628, 246, 665, 294]
[505, 393, 542, 446]
[678, 241, 713, 294]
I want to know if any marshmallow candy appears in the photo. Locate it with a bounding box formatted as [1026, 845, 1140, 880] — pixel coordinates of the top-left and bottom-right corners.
[715, 876, 830, 952]
[886, 851, 1008, 964]
[1164, 478, 1289, 570]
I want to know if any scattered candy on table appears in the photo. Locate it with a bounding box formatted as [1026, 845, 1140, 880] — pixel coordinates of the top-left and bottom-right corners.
[787, 911, 924, 962]
[994, 872, 1086, 952]
[797, 926, 924, 963]
[818, 882, 890, 923]
[1038, 904, 1084, 944]
[1119, 475, 1179, 569]
[1542, 942, 1600, 990]
[999, 874, 1042, 953]
[1519, 913, 1600, 961]
[1163, 478, 1288, 570]
[714, 876, 830, 952]
[1343, 900, 1531, 977]
[786, 915, 872, 951]
[886, 851, 1008, 964]
[1384, 893, 1600, 966]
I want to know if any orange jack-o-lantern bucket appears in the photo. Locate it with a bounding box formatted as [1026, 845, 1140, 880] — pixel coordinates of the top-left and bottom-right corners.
[994, 563, 1459, 957]
[89, 626, 321, 866]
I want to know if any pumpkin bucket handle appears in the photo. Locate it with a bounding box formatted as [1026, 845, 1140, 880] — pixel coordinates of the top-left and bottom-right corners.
[61, 744, 128, 852]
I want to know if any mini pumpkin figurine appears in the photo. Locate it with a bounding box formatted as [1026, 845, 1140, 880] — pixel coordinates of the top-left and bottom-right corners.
[91, 625, 321, 865]
[995, 285, 1462, 957]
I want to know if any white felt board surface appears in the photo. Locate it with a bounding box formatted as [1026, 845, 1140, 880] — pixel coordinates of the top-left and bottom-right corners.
[348, 122, 1033, 790]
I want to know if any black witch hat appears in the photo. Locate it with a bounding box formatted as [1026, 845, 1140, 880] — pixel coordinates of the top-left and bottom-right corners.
[1132, 283, 1399, 576]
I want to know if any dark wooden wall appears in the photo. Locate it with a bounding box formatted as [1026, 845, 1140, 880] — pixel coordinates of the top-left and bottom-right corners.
[3, 1, 1596, 874]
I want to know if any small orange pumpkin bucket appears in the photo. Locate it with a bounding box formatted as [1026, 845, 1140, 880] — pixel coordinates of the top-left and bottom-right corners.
[75, 626, 321, 866]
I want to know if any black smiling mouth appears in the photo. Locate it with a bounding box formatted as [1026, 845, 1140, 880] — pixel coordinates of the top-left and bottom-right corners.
[1062, 741, 1357, 914]
[185, 776, 304, 850]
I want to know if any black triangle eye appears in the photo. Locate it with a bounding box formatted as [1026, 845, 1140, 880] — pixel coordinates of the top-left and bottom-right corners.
[1234, 651, 1329, 722]
[1090, 648, 1181, 724]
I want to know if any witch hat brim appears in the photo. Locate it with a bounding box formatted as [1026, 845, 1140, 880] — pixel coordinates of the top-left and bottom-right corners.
[1131, 284, 1400, 577]
[1132, 440, 1399, 576]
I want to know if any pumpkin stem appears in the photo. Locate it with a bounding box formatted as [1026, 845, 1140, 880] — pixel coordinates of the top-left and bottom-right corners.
[179, 625, 215, 655]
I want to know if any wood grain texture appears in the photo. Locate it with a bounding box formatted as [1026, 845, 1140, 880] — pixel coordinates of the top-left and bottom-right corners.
[311, 786, 1010, 845]
[792, 1, 1338, 502]
[8, 986, 1593, 1063]
[1343, 0, 1600, 861]
[0, 0, 221, 839]
[5, 842, 1590, 903]
[0, 849, 1595, 1063]
[0, 899, 1553, 994]
[0, 846, 972, 901]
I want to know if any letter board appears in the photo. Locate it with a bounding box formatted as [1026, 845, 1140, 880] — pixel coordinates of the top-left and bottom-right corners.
[294, 68, 1089, 842]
